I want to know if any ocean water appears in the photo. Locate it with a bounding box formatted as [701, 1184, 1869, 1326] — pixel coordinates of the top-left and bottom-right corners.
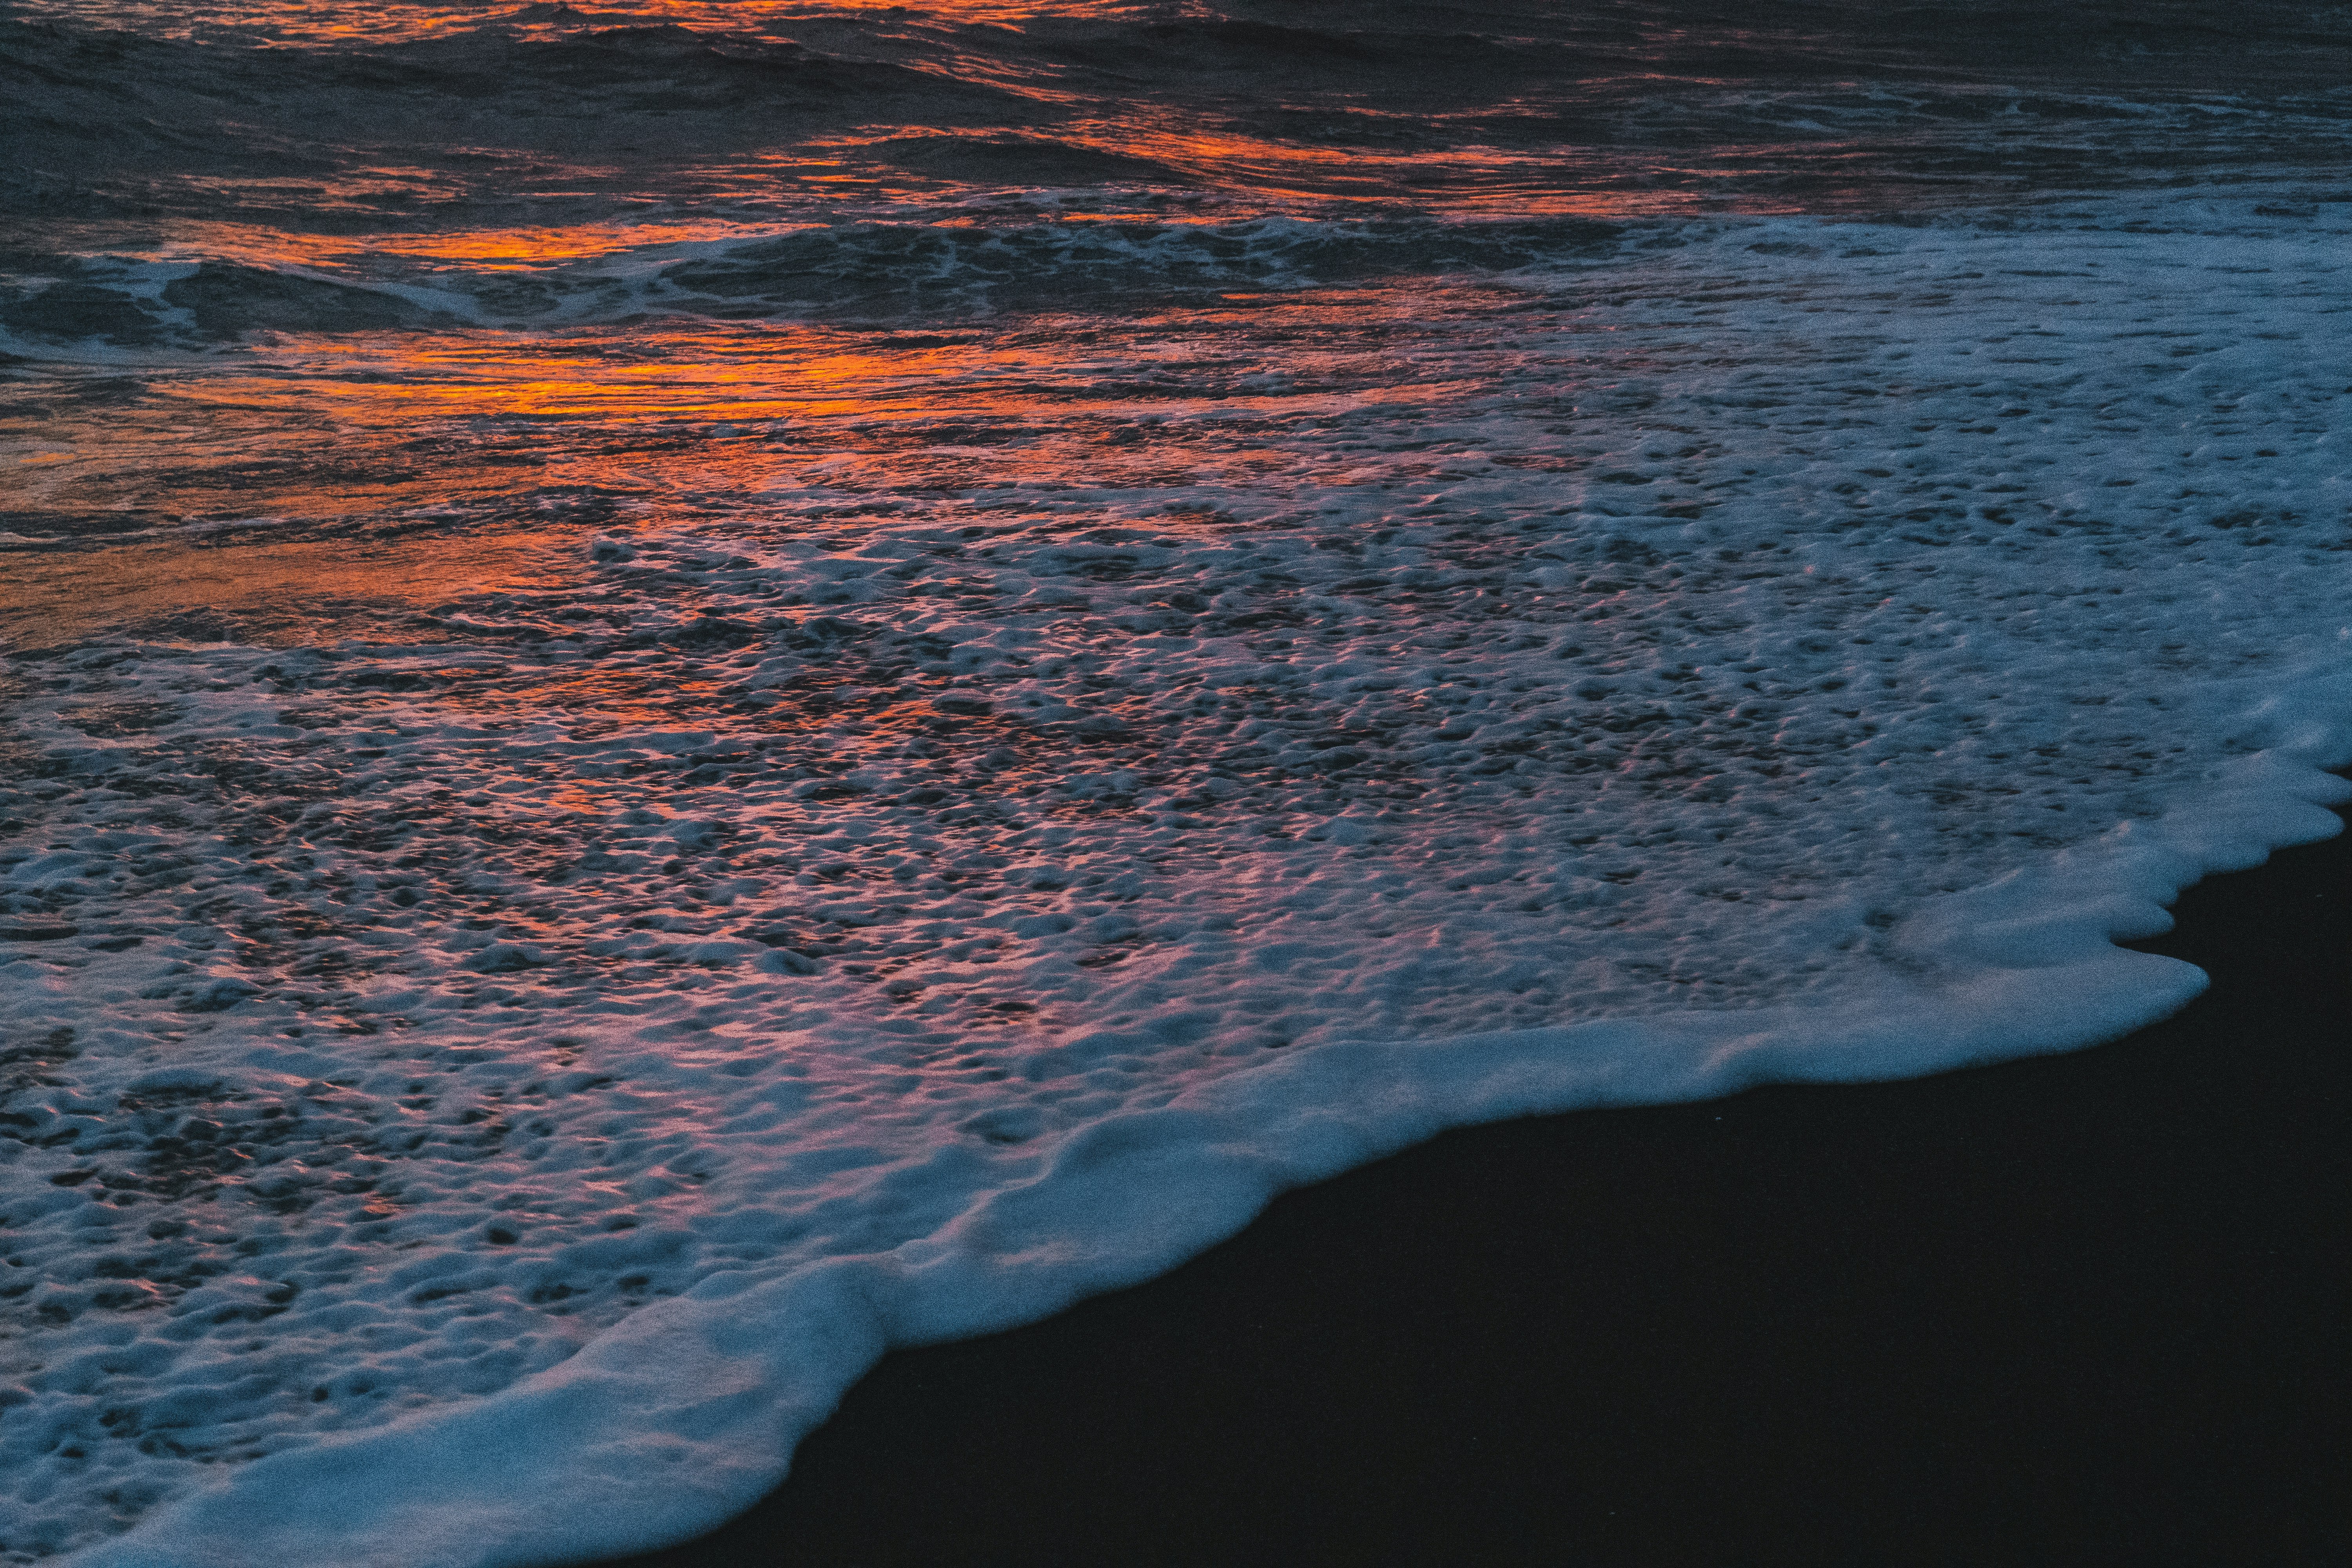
[3, 3, 2350, 1563]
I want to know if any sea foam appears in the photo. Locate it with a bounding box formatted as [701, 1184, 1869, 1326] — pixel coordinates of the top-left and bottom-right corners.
[42, 723, 2352, 1568]
[5, 210, 2350, 1565]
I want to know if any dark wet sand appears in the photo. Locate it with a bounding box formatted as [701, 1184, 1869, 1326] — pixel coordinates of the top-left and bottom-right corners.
[594, 813, 2351, 1568]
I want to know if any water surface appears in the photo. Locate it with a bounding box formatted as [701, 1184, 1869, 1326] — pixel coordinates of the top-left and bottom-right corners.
[4, 5, 2350, 1565]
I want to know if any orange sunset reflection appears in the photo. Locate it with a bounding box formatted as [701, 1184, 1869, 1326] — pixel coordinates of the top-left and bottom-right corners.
[1, 281, 1503, 648]
[7, 2, 1222, 47]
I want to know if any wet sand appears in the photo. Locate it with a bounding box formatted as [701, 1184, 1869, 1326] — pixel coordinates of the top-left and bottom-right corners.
[593, 809, 2350, 1567]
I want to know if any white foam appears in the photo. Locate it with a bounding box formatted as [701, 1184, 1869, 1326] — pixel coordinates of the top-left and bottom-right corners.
[7, 208, 2352, 1566]
[48, 727, 2352, 1568]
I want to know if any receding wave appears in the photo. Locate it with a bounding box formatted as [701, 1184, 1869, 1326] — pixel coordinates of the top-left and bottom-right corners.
[9, 205, 2352, 1566]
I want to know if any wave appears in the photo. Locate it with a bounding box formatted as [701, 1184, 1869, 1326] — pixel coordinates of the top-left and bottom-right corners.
[7, 4, 2348, 236]
[39, 674, 2352, 1568]
[15, 187, 2352, 352]
[7, 197, 2352, 1566]
[5, 7, 2352, 1555]
[0, 14, 1031, 214]
[0, 214, 1628, 345]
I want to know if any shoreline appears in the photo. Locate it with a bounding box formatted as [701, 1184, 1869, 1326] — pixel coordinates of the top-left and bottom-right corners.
[591, 812, 2351, 1567]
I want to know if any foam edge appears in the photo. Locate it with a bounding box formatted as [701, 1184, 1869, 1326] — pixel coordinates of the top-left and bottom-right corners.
[65, 674, 2352, 1568]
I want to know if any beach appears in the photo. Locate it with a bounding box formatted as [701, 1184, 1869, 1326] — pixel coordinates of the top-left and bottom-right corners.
[601, 810, 2349, 1567]
[4, 5, 2349, 1564]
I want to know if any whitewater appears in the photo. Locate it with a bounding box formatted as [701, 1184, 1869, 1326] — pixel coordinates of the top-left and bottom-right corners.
[3, 0, 2351, 1562]
[3, 203, 2348, 1565]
